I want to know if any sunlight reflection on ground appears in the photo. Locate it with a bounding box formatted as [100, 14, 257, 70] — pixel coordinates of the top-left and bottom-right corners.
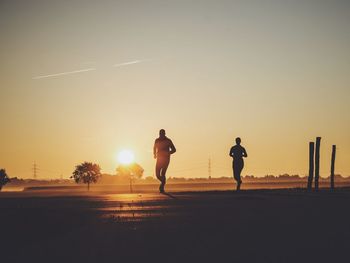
[97, 193, 176, 222]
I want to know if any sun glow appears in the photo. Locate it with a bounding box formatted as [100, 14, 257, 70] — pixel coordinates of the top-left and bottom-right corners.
[117, 150, 135, 165]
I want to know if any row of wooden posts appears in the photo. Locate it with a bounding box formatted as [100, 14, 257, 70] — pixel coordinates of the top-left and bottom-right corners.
[307, 137, 336, 191]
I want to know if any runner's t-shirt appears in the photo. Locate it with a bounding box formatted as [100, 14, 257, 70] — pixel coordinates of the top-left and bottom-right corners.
[230, 145, 246, 160]
[154, 137, 175, 158]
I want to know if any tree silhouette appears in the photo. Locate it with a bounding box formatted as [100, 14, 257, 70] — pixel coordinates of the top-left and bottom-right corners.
[0, 169, 10, 191]
[71, 162, 101, 191]
[116, 163, 144, 192]
[116, 163, 144, 178]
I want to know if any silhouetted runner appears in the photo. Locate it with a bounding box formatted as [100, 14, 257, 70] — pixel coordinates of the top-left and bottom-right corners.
[153, 129, 176, 193]
[229, 137, 248, 191]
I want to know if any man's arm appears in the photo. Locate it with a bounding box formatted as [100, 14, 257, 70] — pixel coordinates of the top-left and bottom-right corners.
[153, 140, 157, 159]
[242, 147, 248, 158]
[169, 140, 176, 154]
[229, 147, 234, 158]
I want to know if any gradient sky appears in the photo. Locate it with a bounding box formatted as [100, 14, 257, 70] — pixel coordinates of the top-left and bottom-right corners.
[1, 0, 349, 179]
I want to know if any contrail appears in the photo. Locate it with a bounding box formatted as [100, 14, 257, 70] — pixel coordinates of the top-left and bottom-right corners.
[32, 59, 149, 79]
[32, 67, 96, 79]
[112, 60, 143, 67]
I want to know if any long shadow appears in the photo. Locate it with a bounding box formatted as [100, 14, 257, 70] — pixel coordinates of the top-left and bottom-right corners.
[161, 192, 178, 199]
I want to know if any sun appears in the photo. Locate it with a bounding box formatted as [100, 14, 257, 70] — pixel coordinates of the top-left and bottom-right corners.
[117, 150, 135, 165]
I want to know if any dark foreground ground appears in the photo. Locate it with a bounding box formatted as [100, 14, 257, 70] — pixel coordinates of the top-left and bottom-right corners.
[1, 188, 350, 263]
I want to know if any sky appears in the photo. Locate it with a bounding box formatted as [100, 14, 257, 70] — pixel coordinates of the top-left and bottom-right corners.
[0, 0, 349, 179]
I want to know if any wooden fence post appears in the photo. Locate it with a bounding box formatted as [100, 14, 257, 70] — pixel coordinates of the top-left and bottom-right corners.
[314, 137, 321, 191]
[330, 145, 336, 190]
[307, 142, 315, 190]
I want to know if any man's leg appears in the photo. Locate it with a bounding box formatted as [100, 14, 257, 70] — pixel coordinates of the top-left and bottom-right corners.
[234, 171, 240, 190]
[159, 167, 167, 192]
[159, 169, 166, 193]
[238, 161, 244, 190]
[236, 177, 242, 191]
[234, 167, 243, 191]
[155, 161, 163, 192]
[233, 163, 238, 190]
[233, 160, 244, 191]
[159, 159, 170, 193]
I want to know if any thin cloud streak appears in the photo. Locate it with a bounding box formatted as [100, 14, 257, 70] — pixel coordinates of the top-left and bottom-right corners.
[112, 60, 142, 67]
[112, 58, 154, 68]
[32, 59, 149, 79]
[32, 68, 97, 79]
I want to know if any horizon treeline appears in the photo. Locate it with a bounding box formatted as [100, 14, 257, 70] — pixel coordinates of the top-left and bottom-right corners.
[5, 173, 349, 187]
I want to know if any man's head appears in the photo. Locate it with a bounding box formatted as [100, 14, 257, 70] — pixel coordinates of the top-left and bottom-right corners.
[159, 129, 166, 138]
[235, 137, 241, 145]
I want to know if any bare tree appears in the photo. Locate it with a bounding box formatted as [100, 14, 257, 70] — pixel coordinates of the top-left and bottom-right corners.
[71, 162, 101, 191]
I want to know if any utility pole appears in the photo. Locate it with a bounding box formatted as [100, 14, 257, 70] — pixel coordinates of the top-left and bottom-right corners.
[208, 158, 212, 179]
[32, 162, 38, 179]
[307, 142, 315, 190]
[330, 145, 336, 190]
[314, 137, 321, 191]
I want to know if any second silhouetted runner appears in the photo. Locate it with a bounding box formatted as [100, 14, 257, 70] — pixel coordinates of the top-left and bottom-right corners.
[153, 129, 176, 193]
[229, 137, 248, 191]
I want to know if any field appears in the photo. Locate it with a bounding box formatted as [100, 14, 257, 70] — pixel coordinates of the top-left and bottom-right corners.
[1, 184, 350, 263]
[5, 179, 350, 193]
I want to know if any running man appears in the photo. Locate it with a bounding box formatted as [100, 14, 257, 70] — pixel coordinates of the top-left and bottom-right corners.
[229, 137, 248, 191]
[153, 129, 176, 193]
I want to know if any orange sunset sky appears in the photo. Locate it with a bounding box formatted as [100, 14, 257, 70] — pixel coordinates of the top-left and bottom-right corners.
[1, 0, 349, 179]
